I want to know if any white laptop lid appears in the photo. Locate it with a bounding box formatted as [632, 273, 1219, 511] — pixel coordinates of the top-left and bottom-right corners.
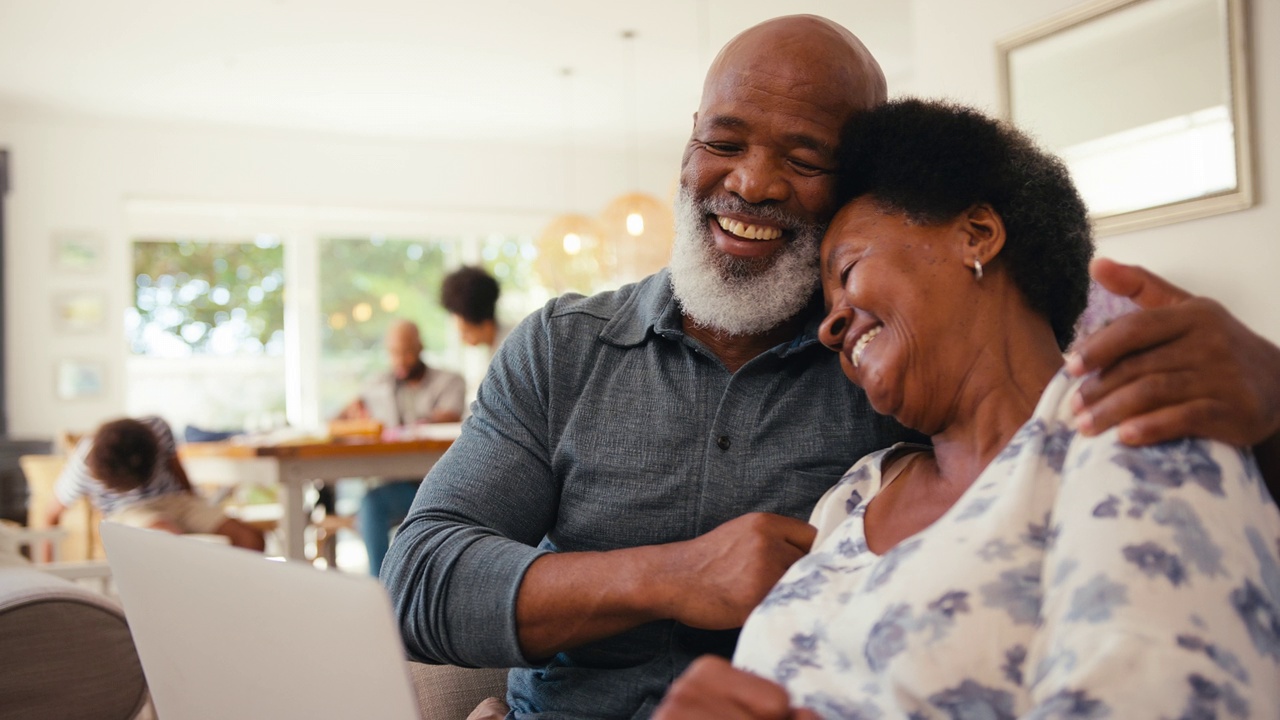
[101, 522, 421, 720]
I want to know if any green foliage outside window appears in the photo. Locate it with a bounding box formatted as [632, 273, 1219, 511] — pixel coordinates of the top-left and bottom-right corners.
[130, 238, 285, 356]
[319, 237, 452, 355]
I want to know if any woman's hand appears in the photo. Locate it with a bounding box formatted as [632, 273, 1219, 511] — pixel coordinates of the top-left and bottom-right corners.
[1068, 258, 1280, 449]
[654, 656, 818, 720]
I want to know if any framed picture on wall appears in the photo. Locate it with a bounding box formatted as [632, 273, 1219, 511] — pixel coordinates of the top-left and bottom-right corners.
[51, 230, 105, 273]
[52, 292, 107, 334]
[56, 359, 106, 400]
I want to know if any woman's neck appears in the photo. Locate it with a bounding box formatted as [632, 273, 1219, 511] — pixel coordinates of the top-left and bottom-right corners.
[927, 301, 1066, 490]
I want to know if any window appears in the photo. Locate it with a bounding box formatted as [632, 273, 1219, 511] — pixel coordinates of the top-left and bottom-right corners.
[126, 238, 286, 432]
[317, 236, 453, 418]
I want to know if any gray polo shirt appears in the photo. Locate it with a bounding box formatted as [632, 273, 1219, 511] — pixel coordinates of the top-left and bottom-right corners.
[383, 270, 913, 718]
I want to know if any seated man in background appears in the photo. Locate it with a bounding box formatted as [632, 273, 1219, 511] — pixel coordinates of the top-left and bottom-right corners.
[48, 415, 265, 550]
[339, 318, 465, 575]
[441, 265, 504, 351]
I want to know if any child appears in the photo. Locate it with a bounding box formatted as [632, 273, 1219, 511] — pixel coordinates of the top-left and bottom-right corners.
[48, 416, 265, 550]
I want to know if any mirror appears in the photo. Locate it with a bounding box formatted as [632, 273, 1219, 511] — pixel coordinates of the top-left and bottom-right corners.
[999, 0, 1253, 235]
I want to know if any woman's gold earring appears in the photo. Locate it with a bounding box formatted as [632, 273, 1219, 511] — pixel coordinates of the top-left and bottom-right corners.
[973, 258, 983, 281]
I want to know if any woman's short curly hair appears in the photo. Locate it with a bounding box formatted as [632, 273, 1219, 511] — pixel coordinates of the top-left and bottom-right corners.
[836, 98, 1094, 350]
[86, 418, 159, 492]
[441, 266, 500, 325]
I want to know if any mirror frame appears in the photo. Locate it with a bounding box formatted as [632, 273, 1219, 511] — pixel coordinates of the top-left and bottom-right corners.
[997, 0, 1254, 236]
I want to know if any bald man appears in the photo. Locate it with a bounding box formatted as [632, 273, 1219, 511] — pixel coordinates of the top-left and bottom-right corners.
[340, 319, 464, 575]
[384, 15, 1280, 718]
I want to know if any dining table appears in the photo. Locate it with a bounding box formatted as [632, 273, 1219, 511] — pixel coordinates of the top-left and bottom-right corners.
[178, 432, 455, 561]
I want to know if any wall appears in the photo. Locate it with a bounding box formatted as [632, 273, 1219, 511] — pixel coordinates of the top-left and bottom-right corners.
[904, 0, 1279, 349]
[0, 102, 684, 438]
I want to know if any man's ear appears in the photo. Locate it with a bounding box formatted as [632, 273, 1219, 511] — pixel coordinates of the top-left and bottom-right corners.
[961, 203, 1006, 270]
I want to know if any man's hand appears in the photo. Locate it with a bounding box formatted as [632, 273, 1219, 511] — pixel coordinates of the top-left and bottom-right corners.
[654, 656, 817, 720]
[515, 512, 814, 660]
[657, 513, 816, 630]
[1067, 258, 1280, 448]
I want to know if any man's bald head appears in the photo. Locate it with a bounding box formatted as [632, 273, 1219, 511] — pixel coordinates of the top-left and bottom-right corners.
[702, 15, 886, 120]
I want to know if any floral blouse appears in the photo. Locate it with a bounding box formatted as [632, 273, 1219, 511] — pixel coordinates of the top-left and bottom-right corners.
[734, 371, 1280, 718]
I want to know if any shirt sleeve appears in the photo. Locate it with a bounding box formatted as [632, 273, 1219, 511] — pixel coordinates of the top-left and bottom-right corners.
[435, 372, 466, 419]
[1027, 429, 1280, 716]
[381, 303, 559, 668]
[52, 440, 95, 507]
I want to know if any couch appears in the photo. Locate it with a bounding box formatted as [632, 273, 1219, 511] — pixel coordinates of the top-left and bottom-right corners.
[0, 564, 148, 719]
[408, 662, 509, 720]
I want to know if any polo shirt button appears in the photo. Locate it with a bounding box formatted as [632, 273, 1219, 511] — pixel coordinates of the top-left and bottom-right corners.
[717, 435, 731, 451]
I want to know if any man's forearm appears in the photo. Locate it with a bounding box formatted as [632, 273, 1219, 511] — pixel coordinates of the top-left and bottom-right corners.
[515, 512, 816, 660]
[515, 548, 670, 660]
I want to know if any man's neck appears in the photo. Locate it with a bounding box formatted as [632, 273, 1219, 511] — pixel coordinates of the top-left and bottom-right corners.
[681, 313, 807, 373]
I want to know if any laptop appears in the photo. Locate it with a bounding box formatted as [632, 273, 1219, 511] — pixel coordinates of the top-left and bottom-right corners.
[101, 522, 421, 720]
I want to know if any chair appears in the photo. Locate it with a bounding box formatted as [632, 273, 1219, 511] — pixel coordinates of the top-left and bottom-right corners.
[19, 454, 104, 561]
[407, 663, 508, 720]
[0, 565, 149, 719]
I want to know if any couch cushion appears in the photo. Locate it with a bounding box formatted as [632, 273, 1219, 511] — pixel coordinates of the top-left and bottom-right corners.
[408, 662, 508, 720]
[0, 567, 147, 720]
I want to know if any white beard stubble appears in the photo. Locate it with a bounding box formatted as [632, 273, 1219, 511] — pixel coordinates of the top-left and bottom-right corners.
[668, 186, 824, 337]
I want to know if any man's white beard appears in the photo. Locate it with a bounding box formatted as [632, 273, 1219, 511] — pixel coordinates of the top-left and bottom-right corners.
[668, 186, 823, 337]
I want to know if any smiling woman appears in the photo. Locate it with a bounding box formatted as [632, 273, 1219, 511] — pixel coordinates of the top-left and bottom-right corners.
[661, 98, 1280, 719]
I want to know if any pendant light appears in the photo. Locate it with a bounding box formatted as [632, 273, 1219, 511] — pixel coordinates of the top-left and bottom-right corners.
[535, 67, 606, 295]
[600, 30, 674, 285]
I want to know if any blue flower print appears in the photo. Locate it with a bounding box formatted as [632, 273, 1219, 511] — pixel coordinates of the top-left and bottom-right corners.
[836, 537, 868, 559]
[799, 692, 884, 720]
[845, 488, 865, 516]
[1245, 526, 1280, 606]
[1025, 689, 1109, 719]
[840, 463, 873, 487]
[1091, 495, 1120, 518]
[1176, 635, 1250, 684]
[864, 537, 923, 592]
[1112, 438, 1224, 496]
[1174, 673, 1249, 720]
[1041, 425, 1075, 473]
[1022, 514, 1057, 551]
[1152, 497, 1224, 578]
[978, 538, 1016, 562]
[956, 496, 996, 521]
[1051, 558, 1079, 588]
[916, 591, 971, 642]
[980, 561, 1043, 625]
[928, 679, 1015, 720]
[864, 603, 912, 672]
[1065, 573, 1127, 623]
[1001, 645, 1026, 686]
[1230, 579, 1280, 662]
[1122, 541, 1187, 586]
[1124, 485, 1162, 519]
[996, 420, 1043, 463]
[760, 569, 828, 609]
[774, 632, 823, 682]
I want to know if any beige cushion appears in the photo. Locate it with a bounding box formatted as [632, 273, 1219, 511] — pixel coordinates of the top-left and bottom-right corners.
[408, 662, 508, 720]
[0, 566, 147, 720]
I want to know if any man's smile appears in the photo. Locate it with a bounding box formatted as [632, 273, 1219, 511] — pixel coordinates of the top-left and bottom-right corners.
[710, 214, 786, 259]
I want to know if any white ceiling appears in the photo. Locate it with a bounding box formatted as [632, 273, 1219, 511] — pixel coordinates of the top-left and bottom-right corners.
[0, 0, 913, 150]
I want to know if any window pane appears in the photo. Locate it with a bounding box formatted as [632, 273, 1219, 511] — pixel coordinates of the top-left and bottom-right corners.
[127, 238, 286, 433]
[129, 238, 285, 357]
[317, 237, 454, 418]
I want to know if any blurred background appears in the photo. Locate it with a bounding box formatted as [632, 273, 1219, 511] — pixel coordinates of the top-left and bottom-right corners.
[0, 0, 1276, 440]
